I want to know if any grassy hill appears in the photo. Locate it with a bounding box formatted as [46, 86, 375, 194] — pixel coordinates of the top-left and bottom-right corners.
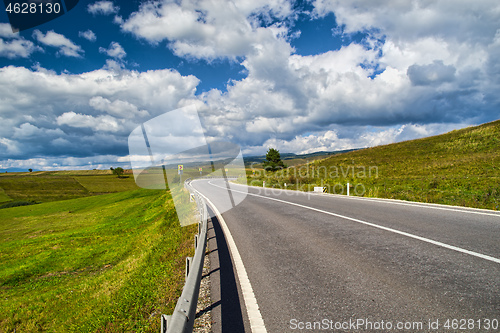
[243, 149, 357, 168]
[0, 170, 139, 206]
[247, 120, 500, 210]
[0, 188, 196, 332]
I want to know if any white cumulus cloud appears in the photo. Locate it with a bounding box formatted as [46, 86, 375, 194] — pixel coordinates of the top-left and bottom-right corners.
[0, 23, 40, 59]
[89, 96, 149, 118]
[56, 111, 122, 133]
[0, 23, 17, 38]
[194, 0, 500, 153]
[33, 30, 83, 57]
[79, 29, 97, 42]
[87, 1, 119, 15]
[0, 39, 39, 59]
[120, 0, 293, 60]
[0, 64, 200, 162]
[99, 41, 126, 59]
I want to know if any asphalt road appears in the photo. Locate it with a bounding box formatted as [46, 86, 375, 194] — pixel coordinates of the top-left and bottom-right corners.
[192, 178, 500, 333]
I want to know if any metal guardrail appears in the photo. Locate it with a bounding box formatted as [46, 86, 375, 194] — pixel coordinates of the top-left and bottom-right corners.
[197, 176, 238, 179]
[161, 179, 209, 333]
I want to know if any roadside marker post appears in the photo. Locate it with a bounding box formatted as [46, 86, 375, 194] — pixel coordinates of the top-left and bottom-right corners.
[178, 165, 183, 180]
[178, 165, 183, 184]
[347, 182, 350, 196]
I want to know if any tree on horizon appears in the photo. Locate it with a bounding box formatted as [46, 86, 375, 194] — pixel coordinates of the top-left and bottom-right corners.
[262, 148, 287, 172]
[112, 167, 124, 178]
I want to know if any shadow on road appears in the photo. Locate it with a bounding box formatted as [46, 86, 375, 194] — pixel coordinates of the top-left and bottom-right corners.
[206, 207, 247, 332]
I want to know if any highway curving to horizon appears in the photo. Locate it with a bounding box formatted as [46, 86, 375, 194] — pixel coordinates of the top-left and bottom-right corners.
[192, 178, 500, 333]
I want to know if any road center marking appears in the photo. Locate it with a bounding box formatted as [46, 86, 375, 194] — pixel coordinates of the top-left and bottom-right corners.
[207, 180, 500, 264]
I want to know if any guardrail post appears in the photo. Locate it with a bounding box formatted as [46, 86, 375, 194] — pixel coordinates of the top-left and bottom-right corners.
[194, 235, 198, 250]
[160, 314, 171, 333]
[185, 257, 193, 280]
[163, 180, 209, 333]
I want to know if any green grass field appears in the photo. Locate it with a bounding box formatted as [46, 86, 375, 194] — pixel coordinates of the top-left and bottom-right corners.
[0, 172, 139, 205]
[0, 178, 196, 331]
[246, 120, 500, 210]
[0, 187, 11, 204]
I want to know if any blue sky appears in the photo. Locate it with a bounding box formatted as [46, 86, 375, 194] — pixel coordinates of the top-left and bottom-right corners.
[0, 0, 499, 171]
[0, 1, 245, 92]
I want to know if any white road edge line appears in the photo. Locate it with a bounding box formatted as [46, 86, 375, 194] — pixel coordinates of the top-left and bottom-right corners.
[238, 182, 500, 218]
[311, 192, 500, 217]
[208, 181, 500, 265]
[196, 190, 268, 333]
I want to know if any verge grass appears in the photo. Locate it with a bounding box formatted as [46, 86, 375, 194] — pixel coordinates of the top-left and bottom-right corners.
[0, 189, 196, 332]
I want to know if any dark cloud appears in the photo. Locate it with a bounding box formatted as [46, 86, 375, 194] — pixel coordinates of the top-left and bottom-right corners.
[407, 60, 456, 86]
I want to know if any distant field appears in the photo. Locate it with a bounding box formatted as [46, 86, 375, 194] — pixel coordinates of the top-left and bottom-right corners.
[49, 170, 114, 176]
[0, 189, 196, 332]
[0, 171, 139, 205]
[74, 175, 138, 194]
[0, 187, 11, 204]
[280, 155, 333, 167]
[246, 120, 500, 210]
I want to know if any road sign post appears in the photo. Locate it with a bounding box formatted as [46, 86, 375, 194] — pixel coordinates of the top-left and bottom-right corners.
[178, 165, 183, 184]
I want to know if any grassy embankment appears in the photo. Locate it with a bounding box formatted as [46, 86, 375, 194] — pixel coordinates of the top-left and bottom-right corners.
[0, 170, 138, 206]
[244, 120, 500, 210]
[0, 171, 197, 332]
